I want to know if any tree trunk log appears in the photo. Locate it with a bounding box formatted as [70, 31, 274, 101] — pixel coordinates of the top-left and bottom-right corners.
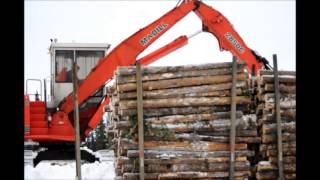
[259, 142, 296, 151]
[258, 75, 296, 84]
[116, 156, 248, 166]
[262, 133, 296, 144]
[263, 93, 296, 102]
[116, 62, 246, 75]
[191, 135, 260, 143]
[116, 67, 245, 84]
[117, 73, 247, 92]
[256, 172, 296, 180]
[264, 83, 296, 93]
[269, 156, 296, 164]
[260, 110, 296, 123]
[259, 70, 296, 76]
[144, 111, 243, 124]
[121, 161, 250, 173]
[265, 100, 296, 110]
[119, 96, 251, 110]
[199, 129, 258, 137]
[127, 149, 255, 159]
[256, 161, 295, 173]
[117, 82, 246, 100]
[122, 171, 251, 180]
[145, 133, 261, 143]
[117, 89, 243, 101]
[113, 117, 258, 132]
[262, 122, 296, 134]
[266, 147, 296, 156]
[119, 140, 247, 151]
[118, 105, 249, 117]
[148, 119, 256, 133]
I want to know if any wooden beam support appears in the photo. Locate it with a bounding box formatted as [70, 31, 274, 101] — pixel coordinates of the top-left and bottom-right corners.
[136, 62, 144, 180]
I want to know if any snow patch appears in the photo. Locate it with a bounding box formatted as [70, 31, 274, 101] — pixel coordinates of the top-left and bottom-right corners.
[25, 161, 115, 180]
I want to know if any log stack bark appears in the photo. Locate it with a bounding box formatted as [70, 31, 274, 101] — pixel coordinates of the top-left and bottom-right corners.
[254, 70, 296, 180]
[106, 62, 260, 180]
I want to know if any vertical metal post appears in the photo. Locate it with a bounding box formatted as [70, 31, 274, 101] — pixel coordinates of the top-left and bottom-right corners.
[273, 54, 284, 180]
[136, 61, 145, 180]
[43, 79, 47, 109]
[44, 78, 49, 127]
[229, 56, 237, 180]
[72, 51, 82, 180]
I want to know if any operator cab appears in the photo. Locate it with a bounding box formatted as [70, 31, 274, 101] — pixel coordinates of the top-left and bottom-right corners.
[47, 41, 110, 110]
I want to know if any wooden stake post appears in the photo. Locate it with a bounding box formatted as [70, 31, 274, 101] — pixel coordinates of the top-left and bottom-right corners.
[273, 54, 284, 180]
[136, 61, 145, 180]
[229, 56, 237, 180]
[72, 52, 82, 180]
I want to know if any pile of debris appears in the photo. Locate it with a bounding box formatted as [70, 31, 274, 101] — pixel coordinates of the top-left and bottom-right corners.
[106, 62, 260, 180]
[254, 70, 296, 180]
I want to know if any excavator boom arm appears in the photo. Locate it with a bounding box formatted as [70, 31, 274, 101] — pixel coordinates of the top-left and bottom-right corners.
[194, 1, 264, 72]
[58, 0, 268, 137]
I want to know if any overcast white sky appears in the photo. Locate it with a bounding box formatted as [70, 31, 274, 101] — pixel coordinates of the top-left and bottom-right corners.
[25, 0, 295, 93]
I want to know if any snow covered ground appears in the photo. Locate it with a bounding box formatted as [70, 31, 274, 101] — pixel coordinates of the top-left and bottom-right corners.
[25, 160, 115, 180]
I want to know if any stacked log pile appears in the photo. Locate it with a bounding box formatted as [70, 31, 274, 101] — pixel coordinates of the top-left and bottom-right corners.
[254, 70, 296, 180]
[105, 62, 260, 180]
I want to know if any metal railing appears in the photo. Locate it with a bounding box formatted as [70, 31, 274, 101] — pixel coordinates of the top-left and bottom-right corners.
[26, 79, 42, 101]
[44, 76, 53, 102]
